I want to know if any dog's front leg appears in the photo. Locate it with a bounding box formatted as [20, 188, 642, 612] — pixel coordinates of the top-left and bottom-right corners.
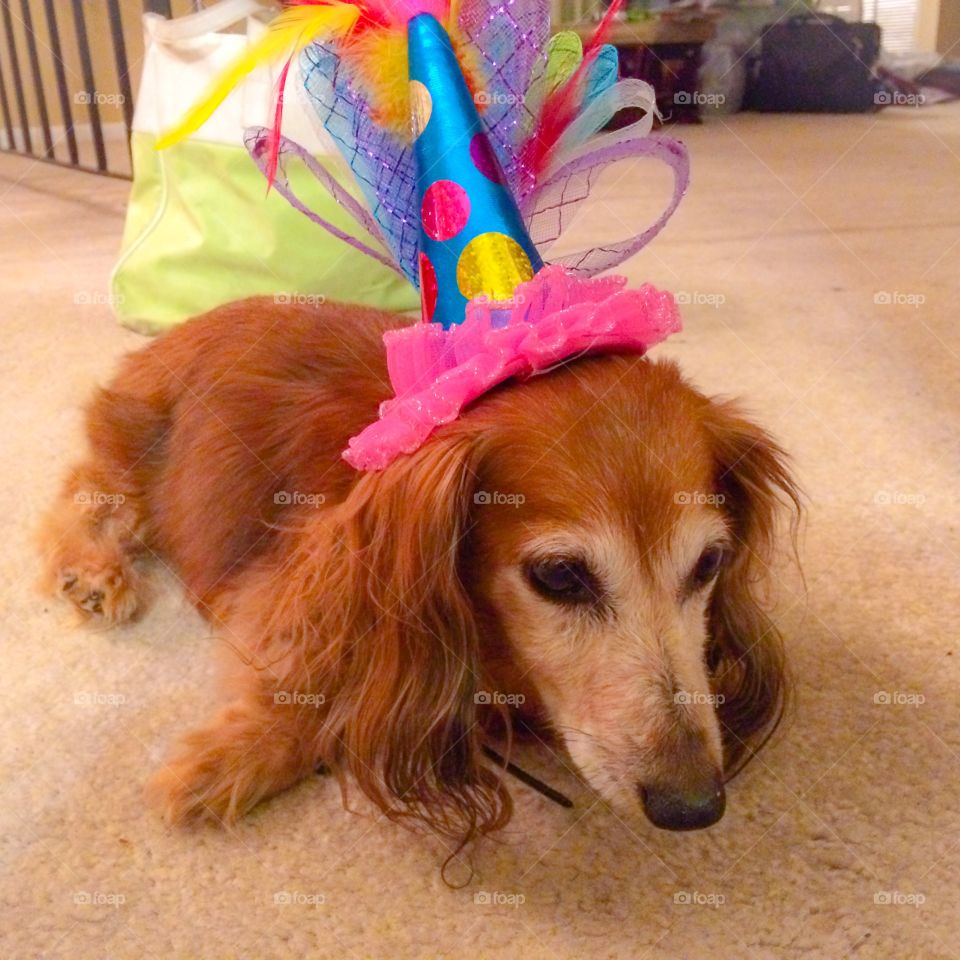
[145, 693, 326, 825]
[145, 644, 327, 825]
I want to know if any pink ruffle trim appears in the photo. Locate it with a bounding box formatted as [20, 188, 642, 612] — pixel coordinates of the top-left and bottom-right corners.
[342, 265, 682, 471]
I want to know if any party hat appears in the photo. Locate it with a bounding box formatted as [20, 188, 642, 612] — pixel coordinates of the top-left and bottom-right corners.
[341, 8, 680, 468]
[407, 13, 543, 328]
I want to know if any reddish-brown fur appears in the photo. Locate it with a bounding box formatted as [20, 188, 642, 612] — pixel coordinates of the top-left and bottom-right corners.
[38, 298, 800, 847]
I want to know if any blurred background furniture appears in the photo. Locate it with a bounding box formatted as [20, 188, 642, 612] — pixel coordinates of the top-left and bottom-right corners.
[556, 15, 719, 122]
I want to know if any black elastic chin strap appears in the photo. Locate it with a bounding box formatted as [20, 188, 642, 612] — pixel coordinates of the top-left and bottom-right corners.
[317, 750, 574, 809]
[483, 745, 573, 809]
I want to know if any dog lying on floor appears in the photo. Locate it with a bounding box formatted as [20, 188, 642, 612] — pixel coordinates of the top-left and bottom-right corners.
[38, 298, 800, 842]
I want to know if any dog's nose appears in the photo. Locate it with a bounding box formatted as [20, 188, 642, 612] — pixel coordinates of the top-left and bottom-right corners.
[638, 774, 725, 831]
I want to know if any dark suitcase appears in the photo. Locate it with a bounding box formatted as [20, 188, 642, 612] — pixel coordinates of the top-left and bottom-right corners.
[745, 14, 882, 113]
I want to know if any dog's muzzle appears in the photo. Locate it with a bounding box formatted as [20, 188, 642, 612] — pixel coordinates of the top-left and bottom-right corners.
[638, 772, 726, 831]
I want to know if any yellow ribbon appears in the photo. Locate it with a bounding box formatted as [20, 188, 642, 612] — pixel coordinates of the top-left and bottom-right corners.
[156, 3, 361, 149]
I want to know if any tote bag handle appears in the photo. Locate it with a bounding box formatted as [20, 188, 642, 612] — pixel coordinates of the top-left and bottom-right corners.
[145, 0, 266, 45]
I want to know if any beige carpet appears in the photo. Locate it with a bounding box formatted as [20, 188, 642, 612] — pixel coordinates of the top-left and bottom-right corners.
[2, 109, 959, 960]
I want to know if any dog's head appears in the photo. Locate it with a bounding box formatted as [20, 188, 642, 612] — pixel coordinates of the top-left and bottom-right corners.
[301, 355, 799, 843]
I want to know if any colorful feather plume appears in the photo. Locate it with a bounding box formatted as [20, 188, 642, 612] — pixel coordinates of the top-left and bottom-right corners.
[158, 0, 484, 187]
[519, 0, 626, 183]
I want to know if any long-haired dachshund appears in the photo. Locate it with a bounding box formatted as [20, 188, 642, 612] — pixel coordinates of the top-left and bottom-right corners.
[39, 299, 800, 844]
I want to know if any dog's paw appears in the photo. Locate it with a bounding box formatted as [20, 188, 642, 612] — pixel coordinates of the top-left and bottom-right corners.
[56, 561, 142, 625]
[145, 706, 304, 826]
[145, 755, 243, 826]
[146, 750, 283, 827]
[145, 699, 316, 826]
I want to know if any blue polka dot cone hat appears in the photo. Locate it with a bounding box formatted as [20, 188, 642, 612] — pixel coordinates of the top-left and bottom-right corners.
[408, 13, 543, 329]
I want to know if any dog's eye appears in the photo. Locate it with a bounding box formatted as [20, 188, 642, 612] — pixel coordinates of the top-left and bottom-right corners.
[526, 558, 600, 605]
[689, 545, 726, 590]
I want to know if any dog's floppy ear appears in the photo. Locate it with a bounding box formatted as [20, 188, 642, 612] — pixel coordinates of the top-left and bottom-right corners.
[703, 402, 802, 774]
[294, 431, 510, 845]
